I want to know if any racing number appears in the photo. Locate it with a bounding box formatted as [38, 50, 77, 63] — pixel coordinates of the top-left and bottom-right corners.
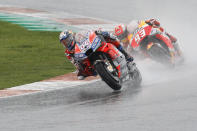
[135, 29, 146, 44]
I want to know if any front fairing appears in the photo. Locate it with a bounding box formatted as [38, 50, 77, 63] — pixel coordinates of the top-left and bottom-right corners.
[74, 31, 102, 61]
[130, 24, 166, 51]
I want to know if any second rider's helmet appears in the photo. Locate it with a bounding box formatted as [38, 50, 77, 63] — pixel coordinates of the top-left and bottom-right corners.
[114, 24, 128, 42]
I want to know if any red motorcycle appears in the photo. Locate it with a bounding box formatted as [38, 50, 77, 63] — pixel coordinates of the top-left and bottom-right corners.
[73, 31, 142, 90]
[129, 24, 184, 66]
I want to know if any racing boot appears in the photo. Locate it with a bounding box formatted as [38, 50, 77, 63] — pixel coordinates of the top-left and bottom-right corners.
[77, 69, 87, 80]
[118, 45, 134, 62]
[173, 41, 182, 56]
[77, 72, 87, 80]
[166, 32, 177, 43]
[166, 33, 182, 56]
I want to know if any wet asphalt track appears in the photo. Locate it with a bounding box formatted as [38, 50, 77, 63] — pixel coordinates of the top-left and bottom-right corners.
[0, 0, 197, 131]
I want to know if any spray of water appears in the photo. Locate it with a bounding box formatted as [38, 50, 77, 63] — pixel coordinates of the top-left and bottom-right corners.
[126, 0, 197, 86]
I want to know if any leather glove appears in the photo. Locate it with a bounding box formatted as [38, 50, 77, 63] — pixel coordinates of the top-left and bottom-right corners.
[146, 18, 160, 28]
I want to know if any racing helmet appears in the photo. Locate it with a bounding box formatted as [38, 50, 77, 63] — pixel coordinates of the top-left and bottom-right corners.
[114, 24, 128, 41]
[59, 30, 75, 51]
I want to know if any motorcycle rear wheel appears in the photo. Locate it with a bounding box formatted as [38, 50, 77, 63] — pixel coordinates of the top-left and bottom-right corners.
[132, 66, 142, 87]
[128, 62, 142, 87]
[148, 42, 172, 65]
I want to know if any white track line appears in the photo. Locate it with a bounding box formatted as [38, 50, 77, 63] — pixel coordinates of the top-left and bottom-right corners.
[8, 79, 100, 91]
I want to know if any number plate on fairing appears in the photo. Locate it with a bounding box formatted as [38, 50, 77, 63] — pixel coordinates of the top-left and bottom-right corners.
[130, 24, 152, 49]
[78, 40, 92, 53]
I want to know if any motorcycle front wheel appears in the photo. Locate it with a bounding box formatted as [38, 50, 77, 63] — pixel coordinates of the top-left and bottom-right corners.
[94, 61, 122, 91]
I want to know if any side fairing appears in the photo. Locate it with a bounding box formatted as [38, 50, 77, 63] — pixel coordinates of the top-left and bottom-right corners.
[130, 24, 152, 49]
[97, 43, 128, 80]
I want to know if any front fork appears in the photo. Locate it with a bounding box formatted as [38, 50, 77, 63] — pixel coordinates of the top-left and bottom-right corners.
[97, 43, 130, 81]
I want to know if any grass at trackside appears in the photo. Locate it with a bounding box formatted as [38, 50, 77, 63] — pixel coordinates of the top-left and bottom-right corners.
[0, 20, 75, 90]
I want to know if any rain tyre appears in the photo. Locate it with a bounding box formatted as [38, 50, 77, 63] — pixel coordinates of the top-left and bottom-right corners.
[95, 62, 122, 91]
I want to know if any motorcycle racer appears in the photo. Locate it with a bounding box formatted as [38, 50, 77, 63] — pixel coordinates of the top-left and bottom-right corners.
[114, 18, 182, 57]
[59, 29, 134, 80]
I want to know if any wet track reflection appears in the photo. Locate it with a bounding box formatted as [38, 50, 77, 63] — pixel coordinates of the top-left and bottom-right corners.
[0, 81, 143, 130]
[0, 80, 141, 112]
[1, 73, 197, 131]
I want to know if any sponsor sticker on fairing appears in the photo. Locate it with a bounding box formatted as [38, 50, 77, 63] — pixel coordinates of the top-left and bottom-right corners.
[74, 53, 87, 59]
[91, 36, 101, 51]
